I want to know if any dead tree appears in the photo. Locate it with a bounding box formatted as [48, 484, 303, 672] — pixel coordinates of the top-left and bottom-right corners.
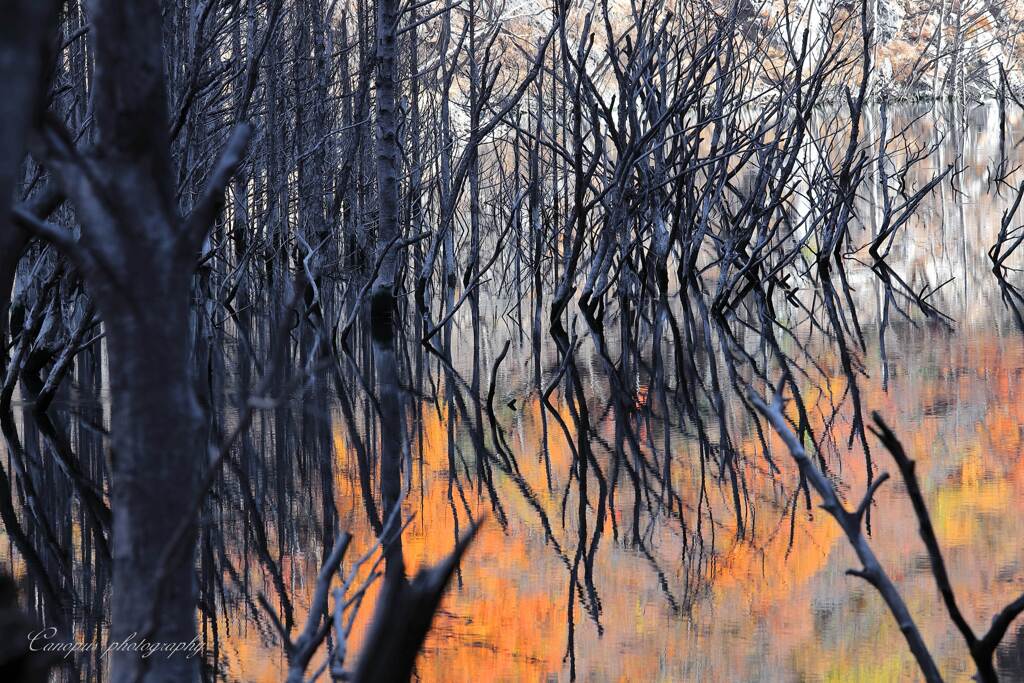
[373, 0, 403, 297]
[23, 2, 252, 681]
[0, 0, 61, 364]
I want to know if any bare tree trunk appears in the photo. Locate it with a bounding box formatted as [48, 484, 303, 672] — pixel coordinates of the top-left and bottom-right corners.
[933, 0, 948, 102]
[104, 280, 202, 683]
[32, 2, 250, 680]
[374, 0, 402, 295]
[0, 0, 60, 360]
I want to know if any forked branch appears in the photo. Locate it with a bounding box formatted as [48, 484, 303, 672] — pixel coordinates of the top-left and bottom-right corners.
[871, 413, 1024, 683]
[750, 385, 942, 682]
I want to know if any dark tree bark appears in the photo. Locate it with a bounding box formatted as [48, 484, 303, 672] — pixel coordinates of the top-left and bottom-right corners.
[0, 0, 61, 361]
[374, 0, 402, 295]
[32, 2, 250, 681]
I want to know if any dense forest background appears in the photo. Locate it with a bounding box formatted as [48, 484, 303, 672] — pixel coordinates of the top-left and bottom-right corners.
[4, 0, 1024, 682]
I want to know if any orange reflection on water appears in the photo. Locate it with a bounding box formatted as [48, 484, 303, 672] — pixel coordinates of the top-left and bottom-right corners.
[209, 316, 1024, 682]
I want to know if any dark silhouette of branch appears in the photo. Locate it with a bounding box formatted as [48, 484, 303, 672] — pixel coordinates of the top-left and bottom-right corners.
[751, 384, 942, 682]
[872, 412, 1024, 683]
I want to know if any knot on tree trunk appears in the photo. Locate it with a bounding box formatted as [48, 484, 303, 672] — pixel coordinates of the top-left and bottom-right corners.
[369, 284, 395, 343]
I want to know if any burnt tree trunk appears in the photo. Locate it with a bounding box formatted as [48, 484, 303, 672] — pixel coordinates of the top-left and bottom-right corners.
[374, 0, 402, 295]
[103, 268, 202, 683]
[33, 2, 250, 681]
[0, 0, 60, 361]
